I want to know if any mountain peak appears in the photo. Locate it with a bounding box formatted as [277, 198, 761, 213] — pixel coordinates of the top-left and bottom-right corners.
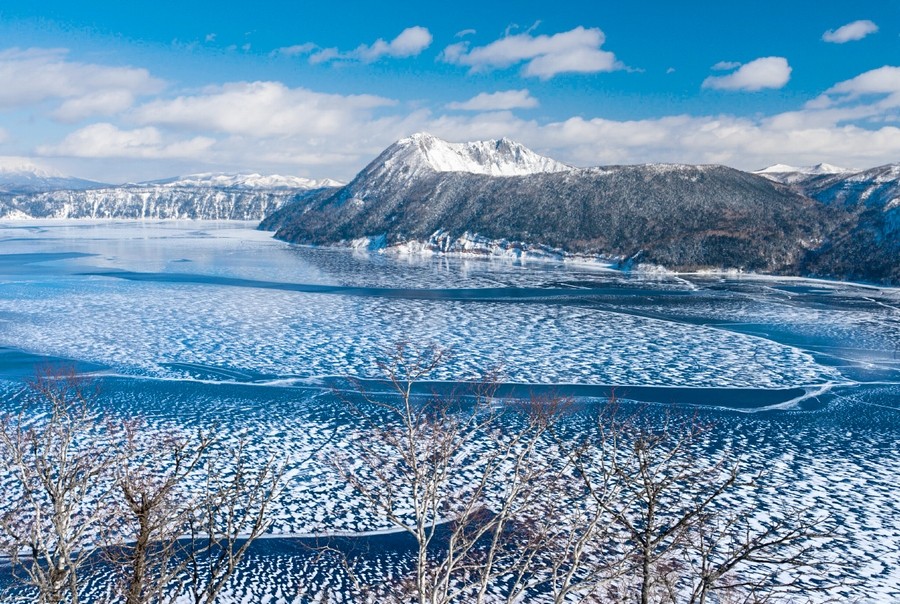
[386, 132, 572, 177]
[0, 156, 64, 179]
[808, 163, 849, 175]
[0, 156, 104, 192]
[756, 162, 849, 176]
[756, 164, 802, 174]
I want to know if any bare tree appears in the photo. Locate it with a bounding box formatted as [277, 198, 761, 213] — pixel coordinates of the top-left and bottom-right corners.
[185, 438, 285, 604]
[328, 344, 567, 604]
[103, 421, 214, 604]
[0, 367, 119, 604]
[105, 426, 286, 604]
[0, 367, 286, 604]
[334, 347, 835, 604]
[328, 344, 636, 604]
[573, 408, 834, 604]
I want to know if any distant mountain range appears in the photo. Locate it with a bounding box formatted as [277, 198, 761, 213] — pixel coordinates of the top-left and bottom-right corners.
[0, 166, 341, 220]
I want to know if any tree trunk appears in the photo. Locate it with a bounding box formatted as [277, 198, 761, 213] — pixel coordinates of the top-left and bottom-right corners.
[125, 512, 150, 604]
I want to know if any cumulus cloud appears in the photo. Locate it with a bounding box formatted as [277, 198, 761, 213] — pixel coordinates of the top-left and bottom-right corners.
[446, 89, 538, 111]
[822, 20, 878, 43]
[440, 26, 624, 79]
[803, 65, 900, 123]
[25, 58, 900, 182]
[307, 26, 432, 64]
[825, 65, 900, 99]
[131, 81, 396, 137]
[0, 48, 164, 120]
[37, 123, 214, 159]
[702, 57, 791, 91]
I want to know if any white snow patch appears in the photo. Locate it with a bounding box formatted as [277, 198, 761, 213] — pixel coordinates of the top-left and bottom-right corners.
[385, 132, 572, 177]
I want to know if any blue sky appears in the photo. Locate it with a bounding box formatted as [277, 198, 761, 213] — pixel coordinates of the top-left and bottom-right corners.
[0, 0, 897, 182]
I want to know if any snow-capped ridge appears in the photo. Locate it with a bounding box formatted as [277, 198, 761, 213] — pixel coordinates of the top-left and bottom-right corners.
[755, 163, 853, 186]
[383, 132, 572, 177]
[808, 163, 850, 175]
[142, 172, 343, 190]
[0, 156, 64, 178]
[755, 163, 850, 177]
[756, 164, 802, 174]
[0, 156, 105, 192]
[0, 168, 340, 219]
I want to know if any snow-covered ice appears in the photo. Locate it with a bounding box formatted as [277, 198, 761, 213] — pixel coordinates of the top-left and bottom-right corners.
[0, 221, 897, 602]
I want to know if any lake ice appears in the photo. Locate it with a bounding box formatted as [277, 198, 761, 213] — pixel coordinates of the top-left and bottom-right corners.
[0, 220, 898, 602]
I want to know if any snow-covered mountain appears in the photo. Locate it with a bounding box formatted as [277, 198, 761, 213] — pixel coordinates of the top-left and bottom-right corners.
[755, 163, 851, 185]
[803, 163, 900, 206]
[374, 132, 571, 178]
[143, 173, 343, 190]
[264, 133, 833, 275]
[754, 162, 899, 212]
[0, 169, 341, 220]
[773, 163, 900, 283]
[0, 156, 105, 193]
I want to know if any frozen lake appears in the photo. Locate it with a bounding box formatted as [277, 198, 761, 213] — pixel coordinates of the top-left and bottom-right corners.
[0, 220, 898, 601]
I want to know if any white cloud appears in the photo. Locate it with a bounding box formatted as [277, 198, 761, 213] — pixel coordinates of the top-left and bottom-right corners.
[26, 62, 900, 182]
[0, 48, 164, 120]
[803, 65, 900, 124]
[131, 81, 396, 138]
[455, 29, 476, 38]
[205, 33, 216, 43]
[711, 61, 741, 71]
[53, 90, 139, 122]
[447, 89, 538, 111]
[309, 26, 432, 64]
[526, 116, 900, 169]
[702, 57, 791, 91]
[822, 20, 878, 43]
[825, 65, 900, 99]
[272, 43, 316, 57]
[440, 26, 624, 79]
[38, 123, 214, 159]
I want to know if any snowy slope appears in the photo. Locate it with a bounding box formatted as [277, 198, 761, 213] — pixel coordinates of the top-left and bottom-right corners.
[755, 163, 851, 185]
[379, 132, 572, 178]
[0, 156, 105, 192]
[144, 173, 343, 190]
[2, 187, 309, 220]
[762, 163, 900, 283]
[267, 134, 829, 275]
[0, 170, 342, 220]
